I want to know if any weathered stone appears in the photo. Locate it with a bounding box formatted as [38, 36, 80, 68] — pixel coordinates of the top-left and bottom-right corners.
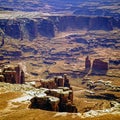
[30, 81, 76, 113]
[85, 56, 91, 71]
[4, 70, 16, 83]
[65, 102, 78, 113]
[39, 75, 71, 89]
[64, 74, 70, 88]
[30, 96, 59, 111]
[92, 59, 108, 75]
[85, 91, 118, 101]
[55, 76, 64, 87]
[1, 64, 25, 84]
[40, 79, 57, 89]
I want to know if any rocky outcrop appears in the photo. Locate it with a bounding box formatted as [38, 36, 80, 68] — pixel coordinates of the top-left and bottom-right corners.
[84, 56, 109, 75]
[37, 75, 71, 89]
[30, 96, 60, 111]
[4, 20, 21, 39]
[37, 19, 55, 38]
[30, 75, 77, 113]
[91, 59, 108, 75]
[30, 87, 77, 113]
[85, 79, 120, 92]
[85, 56, 91, 71]
[0, 64, 24, 84]
[0, 18, 55, 40]
[0, 16, 119, 40]
[50, 16, 114, 31]
[85, 91, 119, 101]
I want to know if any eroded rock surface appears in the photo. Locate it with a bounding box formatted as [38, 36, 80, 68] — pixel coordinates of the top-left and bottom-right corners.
[36, 75, 71, 89]
[30, 75, 77, 113]
[0, 64, 25, 84]
[92, 59, 108, 75]
[0, 16, 119, 40]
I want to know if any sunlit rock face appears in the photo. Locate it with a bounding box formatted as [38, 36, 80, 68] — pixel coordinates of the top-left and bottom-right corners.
[0, 16, 119, 40]
[30, 87, 77, 113]
[0, 64, 25, 84]
[30, 75, 77, 113]
[36, 75, 71, 89]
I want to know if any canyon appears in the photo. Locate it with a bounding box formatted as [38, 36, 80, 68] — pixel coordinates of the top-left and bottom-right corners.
[0, 15, 120, 40]
[0, 0, 120, 120]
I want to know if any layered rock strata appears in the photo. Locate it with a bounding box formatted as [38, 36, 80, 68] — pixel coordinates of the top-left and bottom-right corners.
[36, 75, 71, 89]
[92, 59, 108, 75]
[0, 64, 24, 84]
[30, 87, 77, 113]
[0, 16, 119, 40]
[30, 75, 77, 113]
[82, 78, 120, 92]
[85, 56, 109, 75]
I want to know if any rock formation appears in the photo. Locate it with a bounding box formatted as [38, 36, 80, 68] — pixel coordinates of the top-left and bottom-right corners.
[36, 75, 71, 89]
[30, 87, 77, 113]
[84, 56, 109, 75]
[85, 56, 91, 72]
[85, 79, 120, 92]
[30, 75, 77, 113]
[30, 96, 60, 111]
[85, 90, 119, 101]
[91, 59, 108, 75]
[0, 16, 119, 40]
[0, 64, 24, 84]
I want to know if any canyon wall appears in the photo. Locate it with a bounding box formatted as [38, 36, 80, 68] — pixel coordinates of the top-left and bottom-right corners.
[0, 16, 120, 40]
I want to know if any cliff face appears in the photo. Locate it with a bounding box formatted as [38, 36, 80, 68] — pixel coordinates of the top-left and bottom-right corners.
[0, 16, 120, 40]
[50, 16, 115, 32]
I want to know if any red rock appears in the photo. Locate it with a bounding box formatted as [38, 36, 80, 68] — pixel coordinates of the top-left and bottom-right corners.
[1, 64, 25, 84]
[64, 74, 71, 88]
[85, 56, 91, 71]
[92, 59, 108, 75]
